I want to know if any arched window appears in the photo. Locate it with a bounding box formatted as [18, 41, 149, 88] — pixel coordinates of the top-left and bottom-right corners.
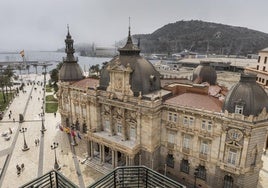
[166, 154, 174, 168]
[180, 159, 189, 174]
[223, 175, 233, 188]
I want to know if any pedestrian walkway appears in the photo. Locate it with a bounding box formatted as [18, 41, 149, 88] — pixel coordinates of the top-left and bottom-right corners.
[0, 74, 103, 188]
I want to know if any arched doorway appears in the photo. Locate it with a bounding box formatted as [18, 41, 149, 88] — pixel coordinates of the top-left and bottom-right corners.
[223, 175, 233, 188]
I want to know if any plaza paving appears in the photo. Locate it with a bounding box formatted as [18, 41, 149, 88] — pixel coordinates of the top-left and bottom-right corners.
[0, 73, 268, 188]
[0, 74, 102, 188]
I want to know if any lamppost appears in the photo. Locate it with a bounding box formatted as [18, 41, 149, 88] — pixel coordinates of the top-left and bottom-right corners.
[71, 124, 77, 146]
[51, 142, 61, 170]
[19, 127, 30, 151]
[40, 116, 46, 133]
[194, 168, 199, 188]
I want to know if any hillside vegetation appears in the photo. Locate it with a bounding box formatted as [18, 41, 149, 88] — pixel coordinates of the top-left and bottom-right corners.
[134, 20, 268, 55]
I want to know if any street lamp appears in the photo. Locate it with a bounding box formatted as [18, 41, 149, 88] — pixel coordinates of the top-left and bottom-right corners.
[194, 168, 199, 188]
[19, 127, 30, 151]
[40, 116, 46, 133]
[71, 124, 78, 146]
[51, 142, 61, 170]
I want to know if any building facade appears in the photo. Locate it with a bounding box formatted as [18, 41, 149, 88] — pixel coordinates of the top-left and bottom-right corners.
[57, 29, 268, 188]
[246, 47, 268, 89]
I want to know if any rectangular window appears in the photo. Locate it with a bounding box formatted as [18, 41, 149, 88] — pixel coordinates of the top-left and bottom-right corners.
[173, 114, 178, 122]
[168, 131, 176, 144]
[258, 56, 260, 63]
[117, 123, 122, 136]
[168, 112, 178, 122]
[168, 112, 173, 121]
[183, 135, 191, 149]
[257, 65, 259, 70]
[200, 141, 209, 155]
[130, 127, 136, 140]
[75, 105, 80, 114]
[189, 117, 194, 126]
[235, 105, 243, 114]
[82, 107, 86, 117]
[183, 116, 188, 125]
[228, 148, 237, 165]
[201, 120, 206, 130]
[265, 57, 267, 64]
[263, 67, 266, 71]
[207, 121, 212, 131]
[104, 120, 110, 132]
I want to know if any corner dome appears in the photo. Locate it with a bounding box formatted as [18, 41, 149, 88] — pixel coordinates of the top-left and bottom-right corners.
[222, 73, 268, 116]
[59, 27, 83, 82]
[192, 61, 217, 85]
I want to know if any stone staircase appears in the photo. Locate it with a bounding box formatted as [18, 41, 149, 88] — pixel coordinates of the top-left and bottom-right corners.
[83, 158, 112, 175]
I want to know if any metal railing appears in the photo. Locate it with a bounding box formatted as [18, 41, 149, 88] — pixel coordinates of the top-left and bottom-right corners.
[20, 166, 186, 188]
[20, 170, 79, 188]
[88, 166, 186, 188]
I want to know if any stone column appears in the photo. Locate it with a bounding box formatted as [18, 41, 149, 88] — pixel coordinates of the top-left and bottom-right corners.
[125, 155, 129, 166]
[90, 141, 94, 158]
[129, 155, 134, 166]
[115, 150, 118, 167]
[240, 136, 249, 167]
[87, 140, 91, 158]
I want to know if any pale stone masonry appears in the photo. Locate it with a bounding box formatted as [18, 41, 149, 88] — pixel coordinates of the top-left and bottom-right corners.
[57, 28, 268, 188]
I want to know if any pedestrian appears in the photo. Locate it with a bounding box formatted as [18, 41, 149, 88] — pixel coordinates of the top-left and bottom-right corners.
[54, 112, 56, 117]
[9, 128, 12, 134]
[13, 118, 15, 122]
[35, 139, 37, 146]
[8, 114, 11, 119]
[10, 110, 12, 114]
[16, 164, 21, 175]
[38, 97, 40, 101]
[21, 163, 24, 171]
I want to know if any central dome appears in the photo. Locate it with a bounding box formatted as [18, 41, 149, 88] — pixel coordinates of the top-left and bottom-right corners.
[222, 73, 268, 116]
[99, 29, 160, 96]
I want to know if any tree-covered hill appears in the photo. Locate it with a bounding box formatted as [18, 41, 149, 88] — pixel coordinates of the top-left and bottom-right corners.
[134, 20, 268, 55]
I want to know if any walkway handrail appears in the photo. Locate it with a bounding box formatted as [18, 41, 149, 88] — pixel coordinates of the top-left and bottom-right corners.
[19, 170, 79, 188]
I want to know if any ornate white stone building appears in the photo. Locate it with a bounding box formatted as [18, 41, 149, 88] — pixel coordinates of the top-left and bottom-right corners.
[57, 28, 268, 188]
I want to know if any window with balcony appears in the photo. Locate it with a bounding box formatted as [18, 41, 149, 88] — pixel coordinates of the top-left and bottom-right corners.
[168, 131, 176, 144]
[227, 148, 237, 165]
[104, 120, 110, 132]
[166, 154, 174, 168]
[129, 126, 136, 141]
[183, 135, 191, 149]
[200, 140, 209, 155]
[180, 159, 189, 174]
[235, 105, 243, 114]
[117, 123, 122, 136]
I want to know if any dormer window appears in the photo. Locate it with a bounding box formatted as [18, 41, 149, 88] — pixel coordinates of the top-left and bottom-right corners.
[235, 105, 243, 114]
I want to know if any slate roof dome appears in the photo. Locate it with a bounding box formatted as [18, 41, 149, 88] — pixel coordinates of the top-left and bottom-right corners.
[192, 61, 217, 85]
[222, 73, 268, 116]
[59, 27, 83, 82]
[99, 28, 161, 96]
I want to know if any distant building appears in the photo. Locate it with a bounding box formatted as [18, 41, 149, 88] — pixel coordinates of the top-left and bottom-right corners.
[57, 28, 268, 188]
[245, 47, 268, 89]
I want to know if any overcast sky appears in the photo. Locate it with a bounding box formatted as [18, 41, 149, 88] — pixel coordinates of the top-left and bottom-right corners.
[1, 0, 268, 51]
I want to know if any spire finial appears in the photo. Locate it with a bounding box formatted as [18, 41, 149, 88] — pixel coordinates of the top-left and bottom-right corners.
[67, 24, 70, 34]
[128, 17, 131, 36]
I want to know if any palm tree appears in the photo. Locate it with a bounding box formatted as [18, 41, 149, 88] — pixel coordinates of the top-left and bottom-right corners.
[33, 64, 38, 74]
